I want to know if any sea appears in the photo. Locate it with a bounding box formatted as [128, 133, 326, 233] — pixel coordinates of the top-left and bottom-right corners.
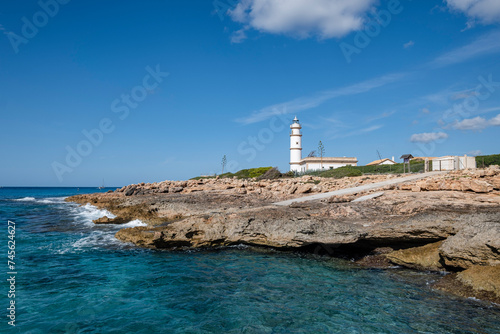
[0, 187, 499, 334]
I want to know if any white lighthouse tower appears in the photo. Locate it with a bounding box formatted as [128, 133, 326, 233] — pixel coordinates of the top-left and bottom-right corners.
[290, 116, 302, 172]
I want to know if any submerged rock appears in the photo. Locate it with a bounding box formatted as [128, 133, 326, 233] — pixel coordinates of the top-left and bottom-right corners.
[67, 167, 500, 304]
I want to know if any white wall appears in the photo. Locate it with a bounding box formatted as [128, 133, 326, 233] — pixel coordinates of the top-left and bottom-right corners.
[305, 162, 356, 170]
[432, 156, 477, 171]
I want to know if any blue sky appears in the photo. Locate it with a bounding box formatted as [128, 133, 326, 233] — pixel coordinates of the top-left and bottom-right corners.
[1, 0, 499, 186]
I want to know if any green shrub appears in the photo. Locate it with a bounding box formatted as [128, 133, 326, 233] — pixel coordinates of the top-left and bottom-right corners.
[257, 167, 282, 180]
[476, 154, 500, 167]
[318, 166, 362, 178]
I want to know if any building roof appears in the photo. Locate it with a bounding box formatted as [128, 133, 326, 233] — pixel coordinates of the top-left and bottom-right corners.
[411, 157, 437, 161]
[400, 154, 414, 159]
[301, 157, 358, 163]
[366, 158, 396, 166]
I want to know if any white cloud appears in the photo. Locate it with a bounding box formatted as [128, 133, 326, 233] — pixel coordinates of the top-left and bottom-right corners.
[422, 108, 430, 114]
[229, 0, 375, 39]
[410, 132, 449, 143]
[453, 116, 488, 130]
[236, 72, 406, 124]
[429, 30, 500, 68]
[403, 40, 415, 49]
[452, 113, 500, 130]
[231, 28, 248, 43]
[446, 0, 500, 24]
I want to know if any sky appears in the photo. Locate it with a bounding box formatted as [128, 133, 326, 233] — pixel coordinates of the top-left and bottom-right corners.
[1, 0, 500, 186]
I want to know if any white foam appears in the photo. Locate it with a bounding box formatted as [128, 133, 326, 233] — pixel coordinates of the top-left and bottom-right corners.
[118, 219, 147, 228]
[14, 197, 36, 201]
[72, 203, 116, 227]
[72, 231, 123, 250]
[37, 197, 67, 204]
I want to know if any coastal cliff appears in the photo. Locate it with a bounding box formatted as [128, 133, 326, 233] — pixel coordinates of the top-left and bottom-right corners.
[67, 167, 500, 304]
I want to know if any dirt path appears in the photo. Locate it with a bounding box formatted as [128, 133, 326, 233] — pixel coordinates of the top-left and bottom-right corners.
[273, 171, 447, 206]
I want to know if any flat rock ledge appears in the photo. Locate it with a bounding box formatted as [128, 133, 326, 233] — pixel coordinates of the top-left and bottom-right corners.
[67, 166, 500, 304]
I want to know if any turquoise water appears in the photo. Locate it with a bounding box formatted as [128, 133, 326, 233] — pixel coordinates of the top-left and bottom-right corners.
[1, 187, 499, 333]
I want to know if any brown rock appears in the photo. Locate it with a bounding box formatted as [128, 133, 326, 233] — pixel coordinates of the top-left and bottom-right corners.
[386, 241, 445, 271]
[288, 185, 298, 194]
[457, 265, 500, 300]
[93, 216, 129, 225]
[399, 183, 413, 191]
[124, 186, 136, 196]
[440, 220, 500, 269]
[433, 271, 500, 304]
[491, 176, 500, 190]
[296, 184, 313, 194]
[170, 187, 184, 193]
[469, 180, 494, 193]
[411, 186, 421, 192]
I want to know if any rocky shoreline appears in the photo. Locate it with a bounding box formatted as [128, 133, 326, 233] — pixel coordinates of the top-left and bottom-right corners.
[67, 167, 500, 304]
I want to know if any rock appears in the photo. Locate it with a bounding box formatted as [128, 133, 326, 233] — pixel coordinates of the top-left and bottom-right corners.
[93, 216, 129, 225]
[411, 186, 421, 192]
[124, 187, 136, 196]
[66, 172, 500, 304]
[399, 183, 413, 191]
[326, 195, 355, 203]
[469, 180, 493, 193]
[296, 184, 313, 194]
[491, 176, 500, 190]
[170, 187, 184, 193]
[440, 219, 500, 269]
[386, 241, 445, 271]
[457, 265, 500, 300]
[288, 185, 298, 195]
[433, 270, 500, 305]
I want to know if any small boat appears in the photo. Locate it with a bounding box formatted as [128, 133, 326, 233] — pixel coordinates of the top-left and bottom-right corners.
[98, 179, 105, 190]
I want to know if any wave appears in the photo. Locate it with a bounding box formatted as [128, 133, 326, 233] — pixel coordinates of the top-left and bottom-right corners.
[12, 196, 68, 204]
[72, 203, 116, 227]
[116, 219, 147, 228]
[14, 197, 36, 201]
[72, 231, 126, 251]
[38, 197, 67, 204]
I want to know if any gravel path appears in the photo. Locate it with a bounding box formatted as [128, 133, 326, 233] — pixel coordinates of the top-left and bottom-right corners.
[273, 171, 447, 206]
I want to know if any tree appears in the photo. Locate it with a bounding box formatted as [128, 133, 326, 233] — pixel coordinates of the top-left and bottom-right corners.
[221, 155, 227, 174]
[318, 141, 325, 170]
[307, 150, 316, 157]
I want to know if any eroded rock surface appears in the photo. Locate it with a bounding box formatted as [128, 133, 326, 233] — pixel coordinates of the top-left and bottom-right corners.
[67, 167, 500, 304]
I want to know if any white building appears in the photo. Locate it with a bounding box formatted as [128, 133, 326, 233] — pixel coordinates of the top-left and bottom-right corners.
[432, 155, 477, 171]
[366, 158, 396, 166]
[289, 117, 358, 172]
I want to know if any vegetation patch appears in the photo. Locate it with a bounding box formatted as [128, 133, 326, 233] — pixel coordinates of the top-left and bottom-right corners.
[191, 167, 274, 180]
[476, 154, 500, 168]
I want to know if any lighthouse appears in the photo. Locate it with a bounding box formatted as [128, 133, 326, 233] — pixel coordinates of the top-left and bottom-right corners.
[290, 116, 302, 172]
